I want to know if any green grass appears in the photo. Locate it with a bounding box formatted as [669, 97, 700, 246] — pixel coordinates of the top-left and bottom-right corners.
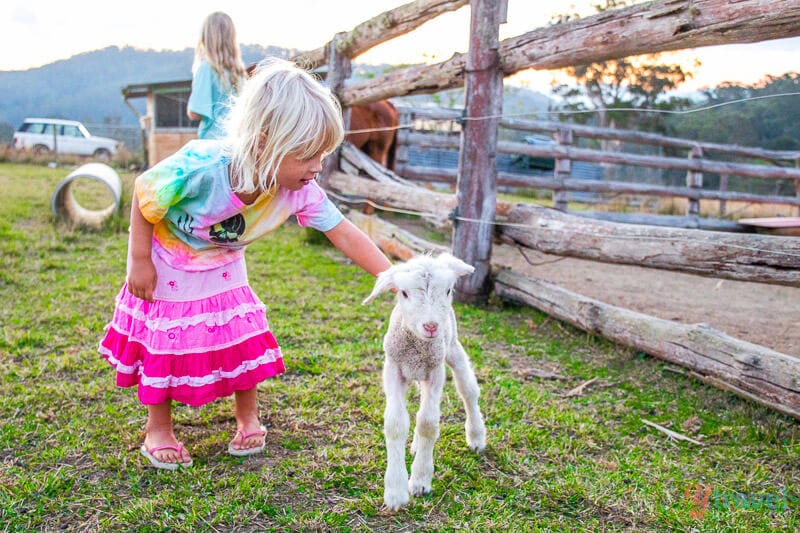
[0, 161, 798, 531]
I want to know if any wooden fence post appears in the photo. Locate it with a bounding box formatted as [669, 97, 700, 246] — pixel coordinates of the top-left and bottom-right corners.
[686, 145, 703, 216]
[795, 158, 800, 216]
[452, 0, 506, 304]
[320, 32, 352, 188]
[719, 173, 728, 216]
[394, 109, 412, 177]
[553, 128, 573, 211]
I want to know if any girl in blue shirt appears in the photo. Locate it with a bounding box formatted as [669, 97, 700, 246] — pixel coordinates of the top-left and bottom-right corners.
[187, 12, 247, 139]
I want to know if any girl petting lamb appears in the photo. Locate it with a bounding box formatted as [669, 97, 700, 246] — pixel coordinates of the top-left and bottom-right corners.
[99, 58, 392, 470]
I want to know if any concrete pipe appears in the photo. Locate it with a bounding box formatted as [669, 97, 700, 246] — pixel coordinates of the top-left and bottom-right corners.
[51, 162, 122, 228]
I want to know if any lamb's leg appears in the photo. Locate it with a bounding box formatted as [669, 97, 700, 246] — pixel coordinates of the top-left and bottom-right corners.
[409, 364, 444, 496]
[446, 341, 486, 452]
[383, 357, 410, 510]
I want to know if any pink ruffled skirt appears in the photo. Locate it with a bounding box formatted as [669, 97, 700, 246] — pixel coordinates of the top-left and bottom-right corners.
[99, 254, 285, 406]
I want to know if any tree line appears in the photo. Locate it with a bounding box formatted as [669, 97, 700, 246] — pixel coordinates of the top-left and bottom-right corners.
[549, 0, 800, 152]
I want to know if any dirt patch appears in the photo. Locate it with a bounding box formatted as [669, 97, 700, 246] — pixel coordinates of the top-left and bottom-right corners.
[492, 243, 799, 356]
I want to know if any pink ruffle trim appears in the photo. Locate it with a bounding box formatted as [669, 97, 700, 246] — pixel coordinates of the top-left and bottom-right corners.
[99, 284, 285, 407]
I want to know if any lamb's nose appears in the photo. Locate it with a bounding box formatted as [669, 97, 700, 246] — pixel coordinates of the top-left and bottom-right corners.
[423, 322, 438, 335]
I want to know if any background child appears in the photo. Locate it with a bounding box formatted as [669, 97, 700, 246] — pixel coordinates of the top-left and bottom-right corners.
[187, 12, 248, 139]
[100, 58, 392, 470]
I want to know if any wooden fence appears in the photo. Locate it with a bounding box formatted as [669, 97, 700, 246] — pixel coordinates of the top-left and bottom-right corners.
[393, 105, 800, 218]
[291, 0, 800, 419]
[331, 155, 800, 421]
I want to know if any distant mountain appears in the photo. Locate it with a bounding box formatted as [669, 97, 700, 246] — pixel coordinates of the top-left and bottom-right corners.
[0, 45, 552, 145]
[0, 44, 297, 134]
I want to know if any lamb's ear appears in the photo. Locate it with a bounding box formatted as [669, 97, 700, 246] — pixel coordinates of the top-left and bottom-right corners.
[436, 252, 475, 278]
[362, 267, 396, 304]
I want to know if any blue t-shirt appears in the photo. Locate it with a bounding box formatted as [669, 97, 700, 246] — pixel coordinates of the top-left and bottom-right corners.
[188, 61, 235, 139]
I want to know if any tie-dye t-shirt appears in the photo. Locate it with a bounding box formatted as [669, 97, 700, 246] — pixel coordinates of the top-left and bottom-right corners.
[135, 139, 343, 271]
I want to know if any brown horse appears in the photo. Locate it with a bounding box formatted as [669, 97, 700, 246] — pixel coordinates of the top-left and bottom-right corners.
[346, 100, 398, 170]
[247, 63, 398, 169]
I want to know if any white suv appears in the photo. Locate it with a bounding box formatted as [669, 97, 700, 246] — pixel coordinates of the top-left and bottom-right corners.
[13, 118, 120, 160]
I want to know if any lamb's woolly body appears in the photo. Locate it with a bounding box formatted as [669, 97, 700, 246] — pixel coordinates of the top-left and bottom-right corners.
[383, 308, 452, 382]
[365, 252, 486, 511]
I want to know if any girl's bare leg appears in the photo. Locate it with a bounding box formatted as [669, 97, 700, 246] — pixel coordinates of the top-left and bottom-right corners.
[143, 400, 192, 463]
[231, 388, 266, 450]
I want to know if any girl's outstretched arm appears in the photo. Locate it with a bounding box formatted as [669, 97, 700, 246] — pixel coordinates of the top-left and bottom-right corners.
[127, 192, 157, 301]
[325, 219, 391, 277]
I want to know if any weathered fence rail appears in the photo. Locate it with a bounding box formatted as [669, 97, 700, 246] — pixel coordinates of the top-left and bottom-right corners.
[503, 203, 800, 287]
[394, 106, 800, 213]
[291, 0, 469, 70]
[494, 270, 800, 420]
[340, 0, 800, 105]
[330, 161, 800, 287]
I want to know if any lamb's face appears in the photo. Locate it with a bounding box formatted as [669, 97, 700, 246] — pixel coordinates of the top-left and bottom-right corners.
[393, 265, 457, 340]
[363, 253, 475, 341]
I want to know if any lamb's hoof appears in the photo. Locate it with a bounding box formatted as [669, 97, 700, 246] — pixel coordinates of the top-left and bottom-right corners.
[384, 488, 410, 511]
[467, 423, 486, 452]
[409, 479, 432, 497]
[467, 433, 486, 453]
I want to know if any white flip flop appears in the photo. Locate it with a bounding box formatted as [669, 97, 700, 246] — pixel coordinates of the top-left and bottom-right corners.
[228, 425, 267, 456]
[140, 442, 193, 470]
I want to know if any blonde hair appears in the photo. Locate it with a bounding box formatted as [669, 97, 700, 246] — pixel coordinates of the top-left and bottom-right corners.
[225, 58, 345, 194]
[194, 12, 247, 93]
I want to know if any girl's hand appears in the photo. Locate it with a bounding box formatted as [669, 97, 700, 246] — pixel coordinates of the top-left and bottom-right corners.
[127, 257, 157, 302]
[127, 190, 157, 302]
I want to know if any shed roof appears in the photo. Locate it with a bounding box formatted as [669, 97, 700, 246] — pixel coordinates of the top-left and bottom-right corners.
[121, 79, 191, 99]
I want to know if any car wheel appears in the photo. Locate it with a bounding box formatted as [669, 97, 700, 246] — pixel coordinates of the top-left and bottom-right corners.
[33, 144, 50, 155]
[93, 148, 112, 162]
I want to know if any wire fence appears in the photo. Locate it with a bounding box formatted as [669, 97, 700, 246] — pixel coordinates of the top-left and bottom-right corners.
[84, 123, 142, 154]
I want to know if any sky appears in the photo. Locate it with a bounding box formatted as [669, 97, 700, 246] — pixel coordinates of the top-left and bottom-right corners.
[4, 0, 800, 94]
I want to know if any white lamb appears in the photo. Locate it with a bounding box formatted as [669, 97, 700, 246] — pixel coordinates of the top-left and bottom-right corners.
[363, 252, 486, 511]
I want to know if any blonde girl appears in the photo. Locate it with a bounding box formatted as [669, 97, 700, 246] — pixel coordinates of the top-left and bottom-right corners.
[100, 58, 391, 469]
[187, 11, 248, 139]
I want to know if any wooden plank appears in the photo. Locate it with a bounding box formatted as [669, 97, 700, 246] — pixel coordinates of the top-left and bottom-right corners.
[290, 0, 468, 68]
[327, 171, 800, 284]
[738, 217, 800, 236]
[149, 131, 196, 167]
[494, 269, 800, 420]
[400, 131, 800, 182]
[503, 141, 800, 182]
[501, 0, 800, 75]
[498, 116, 800, 163]
[576, 211, 742, 233]
[340, 142, 417, 187]
[345, 211, 448, 260]
[328, 169, 456, 213]
[394, 162, 800, 209]
[503, 203, 800, 286]
[739, 217, 800, 229]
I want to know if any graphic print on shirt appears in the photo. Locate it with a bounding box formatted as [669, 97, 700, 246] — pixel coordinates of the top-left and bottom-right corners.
[176, 214, 195, 234]
[210, 213, 246, 243]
